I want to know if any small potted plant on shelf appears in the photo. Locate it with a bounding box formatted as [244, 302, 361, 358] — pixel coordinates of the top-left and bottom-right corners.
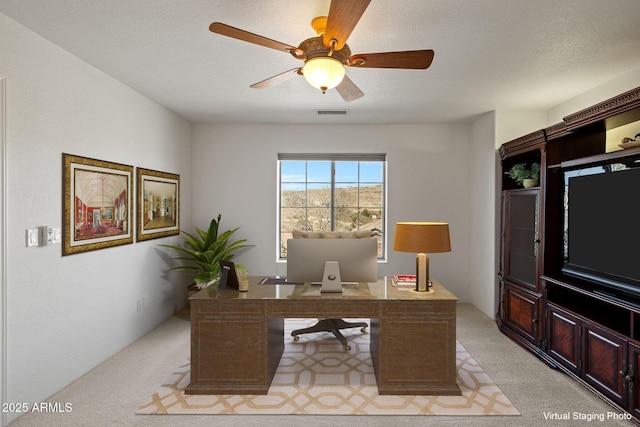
[161, 214, 252, 294]
[506, 162, 541, 188]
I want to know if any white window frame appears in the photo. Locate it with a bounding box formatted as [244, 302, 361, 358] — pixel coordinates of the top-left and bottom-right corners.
[277, 153, 387, 262]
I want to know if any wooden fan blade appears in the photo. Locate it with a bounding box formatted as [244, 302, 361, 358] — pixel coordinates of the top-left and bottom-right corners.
[336, 75, 364, 102]
[250, 68, 301, 89]
[324, 0, 371, 50]
[209, 22, 302, 56]
[349, 50, 435, 69]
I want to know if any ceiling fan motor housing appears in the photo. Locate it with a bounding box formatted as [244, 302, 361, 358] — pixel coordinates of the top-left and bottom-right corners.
[293, 37, 352, 64]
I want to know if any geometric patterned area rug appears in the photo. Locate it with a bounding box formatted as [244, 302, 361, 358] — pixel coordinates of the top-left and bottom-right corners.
[137, 319, 520, 416]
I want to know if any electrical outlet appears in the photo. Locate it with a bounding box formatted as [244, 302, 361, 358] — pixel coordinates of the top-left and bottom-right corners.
[137, 298, 143, 312]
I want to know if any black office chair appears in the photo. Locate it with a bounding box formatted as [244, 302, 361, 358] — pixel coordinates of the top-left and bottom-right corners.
[291, 319, 368, 351]
[289, 229, 378, 351]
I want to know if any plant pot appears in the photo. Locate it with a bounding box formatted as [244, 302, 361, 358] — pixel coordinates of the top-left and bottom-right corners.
[523, 179, 539, 188]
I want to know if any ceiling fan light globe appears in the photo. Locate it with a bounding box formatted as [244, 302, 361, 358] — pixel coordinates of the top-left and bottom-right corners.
[302, 57, 345, 92]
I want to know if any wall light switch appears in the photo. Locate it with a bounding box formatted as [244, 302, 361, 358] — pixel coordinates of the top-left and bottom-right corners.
[40, 226, 54, 246]
[26, 229, 39, 247]
[52, 228, 61, 244]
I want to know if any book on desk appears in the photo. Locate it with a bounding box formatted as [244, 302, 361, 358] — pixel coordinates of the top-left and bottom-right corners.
[391, 274, 432, 289]
[392, 274, 416, 287]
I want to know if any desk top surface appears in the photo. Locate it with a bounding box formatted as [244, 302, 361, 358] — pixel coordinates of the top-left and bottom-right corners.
[190, 276, 458, 302]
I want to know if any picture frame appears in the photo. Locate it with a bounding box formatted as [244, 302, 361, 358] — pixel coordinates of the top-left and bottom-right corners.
[62, 153, 134, 256]
[218, 260, 239, 290]
[136, 167, 180, 241]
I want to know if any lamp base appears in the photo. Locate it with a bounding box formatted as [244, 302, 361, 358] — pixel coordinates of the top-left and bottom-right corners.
[416, 253, 431, 292]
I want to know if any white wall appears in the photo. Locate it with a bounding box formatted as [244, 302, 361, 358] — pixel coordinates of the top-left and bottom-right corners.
[0, 13, 192, 422]
[495, 110, 548, 146]
[547, 66, 640, 124]
[1, 75, 7, 427]
[468, 112, 498, 317]
[191, 123, 473, 302]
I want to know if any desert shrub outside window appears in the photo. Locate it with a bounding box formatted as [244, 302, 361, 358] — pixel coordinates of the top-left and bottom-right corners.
[278, 153, 386, 260]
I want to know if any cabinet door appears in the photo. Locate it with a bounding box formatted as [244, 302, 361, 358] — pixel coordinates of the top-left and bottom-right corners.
[503, 189, 540, 290]
[547, 304, 581, 374]
[504, 283, 541, 345]
[582, 322, 628, 407]
[629, 342, 640, 417]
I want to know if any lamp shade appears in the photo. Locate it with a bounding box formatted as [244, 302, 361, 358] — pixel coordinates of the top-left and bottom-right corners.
[393, 222, 451, 253]
[303, 57, 345, 92]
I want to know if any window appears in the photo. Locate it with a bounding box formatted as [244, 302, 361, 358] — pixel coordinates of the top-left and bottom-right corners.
[278, 153, 386, 259]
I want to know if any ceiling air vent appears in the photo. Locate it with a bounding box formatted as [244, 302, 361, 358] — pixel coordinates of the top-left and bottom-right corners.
[317, 110, 348, 116]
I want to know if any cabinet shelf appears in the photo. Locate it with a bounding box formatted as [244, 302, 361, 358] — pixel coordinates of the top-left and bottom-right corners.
[544, 277, 631, 336]
[561, 145, 640, 169]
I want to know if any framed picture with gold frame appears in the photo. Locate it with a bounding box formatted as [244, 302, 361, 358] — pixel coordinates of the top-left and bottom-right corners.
[62, 153, 134, 256]
[136, 168, 180, 241]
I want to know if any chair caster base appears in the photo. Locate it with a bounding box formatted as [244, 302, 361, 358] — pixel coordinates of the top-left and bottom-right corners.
[290, 319, 368, 351]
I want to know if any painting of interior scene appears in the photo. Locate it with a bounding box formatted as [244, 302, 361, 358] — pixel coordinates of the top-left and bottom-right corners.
[142, 179, 177, 230]
[74, 170, 129, 240]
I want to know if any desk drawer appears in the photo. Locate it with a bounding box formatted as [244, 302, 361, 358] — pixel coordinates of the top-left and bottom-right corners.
[381, 300, 456, 319]
[192, 300, 266, 320]
[269, 299, 378, 318]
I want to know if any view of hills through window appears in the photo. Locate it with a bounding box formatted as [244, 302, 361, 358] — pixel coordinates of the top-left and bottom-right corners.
[279, 158, 385, 258]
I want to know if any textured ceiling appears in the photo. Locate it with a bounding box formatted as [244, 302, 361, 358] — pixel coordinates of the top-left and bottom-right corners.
[2, 0, 640, 124]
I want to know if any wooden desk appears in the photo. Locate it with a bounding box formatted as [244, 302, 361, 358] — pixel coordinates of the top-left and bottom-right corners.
[187, 277, 460, 396]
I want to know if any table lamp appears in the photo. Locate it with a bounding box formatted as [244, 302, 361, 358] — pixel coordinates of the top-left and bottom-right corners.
[393, 222, 451, 292]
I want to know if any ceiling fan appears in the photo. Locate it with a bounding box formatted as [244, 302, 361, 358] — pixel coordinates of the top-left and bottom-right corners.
[209, 0, 434, 102]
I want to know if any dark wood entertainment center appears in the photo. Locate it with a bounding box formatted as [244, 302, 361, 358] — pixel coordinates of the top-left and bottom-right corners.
[497, 86, 640, 419]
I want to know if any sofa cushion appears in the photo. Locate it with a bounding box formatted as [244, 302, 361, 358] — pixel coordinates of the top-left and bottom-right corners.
[292, 229, 371, 239]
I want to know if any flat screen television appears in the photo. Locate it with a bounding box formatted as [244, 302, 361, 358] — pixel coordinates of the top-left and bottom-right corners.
[563, 159, 640, 298]
[286, 238, 378, 293]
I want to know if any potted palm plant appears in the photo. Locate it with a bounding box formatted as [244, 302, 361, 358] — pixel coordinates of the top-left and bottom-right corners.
[506, 162, 541, 188]
[161, 214, 252, 291]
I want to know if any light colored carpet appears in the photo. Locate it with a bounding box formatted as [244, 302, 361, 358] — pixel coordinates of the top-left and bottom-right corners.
[137, 319, 519, 416]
